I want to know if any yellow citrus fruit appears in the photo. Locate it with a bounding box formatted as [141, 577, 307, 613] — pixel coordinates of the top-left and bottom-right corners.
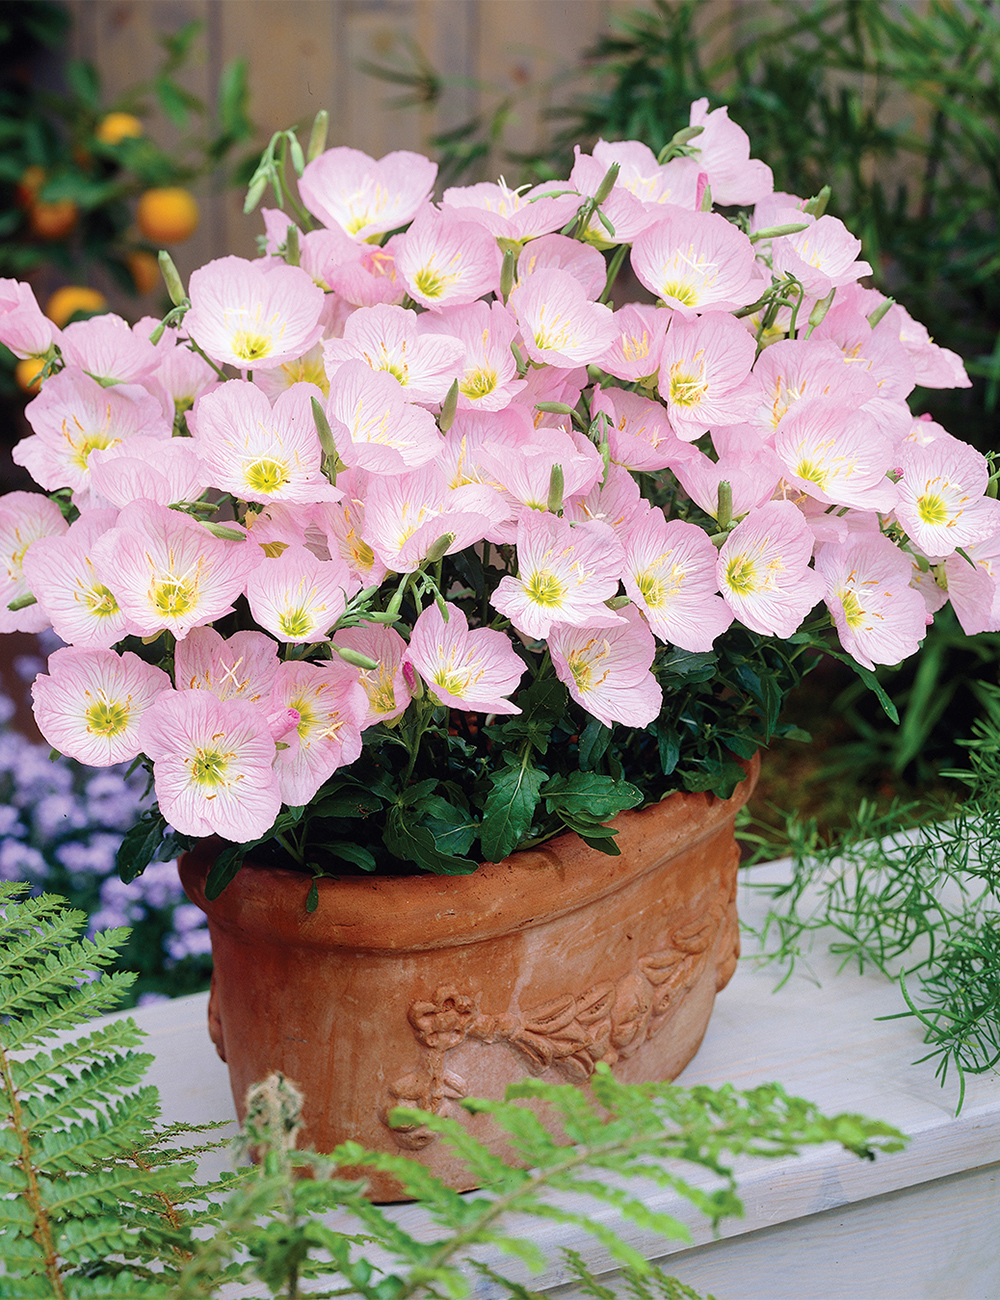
[14, 358, 45, 394]
[127, 249, 161, 295]
[28, 199, 79, 240]
[96, 111, 144, 145]
[136, 187, 199, 244]
[45, 285, 108, 328]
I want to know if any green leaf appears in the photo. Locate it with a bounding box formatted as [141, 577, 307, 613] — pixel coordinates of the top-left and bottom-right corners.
[322, 843, 378, 873]
[542, 771, 643, 822]
[384, 809, 477, 875]
[66, 59, 101, 108]
[578, 717, 612, 770]
[479, 753, 546, 862]
[115, 811, 193, 885]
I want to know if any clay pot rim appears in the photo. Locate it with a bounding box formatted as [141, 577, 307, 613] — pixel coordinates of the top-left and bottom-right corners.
[179, 754, 758, 953]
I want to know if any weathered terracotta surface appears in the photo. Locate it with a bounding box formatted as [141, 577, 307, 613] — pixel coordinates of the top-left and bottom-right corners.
[179, 756, 758, 1200]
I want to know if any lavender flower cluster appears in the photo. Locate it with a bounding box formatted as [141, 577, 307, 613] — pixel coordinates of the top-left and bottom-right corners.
[0, 661, 210, 1003]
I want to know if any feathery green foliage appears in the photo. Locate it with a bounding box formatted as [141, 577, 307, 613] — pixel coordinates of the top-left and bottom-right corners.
[0, 883, 232, 1299]
[1, 885, 907, 1299]
[171, 1069, 904, 1299]
[745, 691, 1000, 1110]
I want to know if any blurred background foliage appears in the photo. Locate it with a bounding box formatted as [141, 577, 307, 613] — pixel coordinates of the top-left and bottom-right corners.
[0, 0, 253, 402]
[367, 0, 1000, 829]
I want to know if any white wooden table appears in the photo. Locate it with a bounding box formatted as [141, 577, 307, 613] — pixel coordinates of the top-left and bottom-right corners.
[123, 860, 1000, 1300]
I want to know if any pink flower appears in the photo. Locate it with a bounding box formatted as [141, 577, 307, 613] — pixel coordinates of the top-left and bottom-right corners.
[269, 660, 366, 805]
[325, 360, 443, 473]
[773, 399, 898, 513]
[816, 533, 928, 669]
[631, 209, 760, 315]
[569, 149, 658, 244]
[509, 268, 617, 367]
[408, 602, 525, 715]
[771, 215, 873, 299]
[478, 426, 602, 518]
[0, 279, 58, 358]
[139, 690, 282, 841]
[331, 622, 412, 725]
[185, 256, 325, 369]
[245, 544, 353, 643]
[673, 430, 782, 520]
[563, 464, 646, 536]
[717, 500, 823, 637]
[441, 180, 580, 241]
[324, 304, 466, 405]
[490, 513, 625, 640]
[0, 491, 67, 633]
[592, 139, 703, 212]
[191, 380, 341, 505]
[598, 303, 669, 384]
[394, 208, 502, 310]
[298, 146, 437, 240]
[22, 508, 135, 648]
[944, 530, 1000, 635]
[326, 238, 406, 308]
[430, 301, 526, 411]
[32, 646, 171, 766]
[688, 99, 773, 206]
[890, 302, 972, 390]
[657, 312, 759, 439]
[622, 509, 732, 651]
[549, 605, 662, 728]
[174, 626, 280, 706]
[15, 368, 171, 497]
[895, 437, 1000, 557]
[362, 463, 507, 572]
[591, 386, 687, 474]
[91, 501, 262, 639]
[749, 338, 878, 440]
[515, 235, 607, 301]
[88, 435, 209, 509]
[60, 313, 160, 386]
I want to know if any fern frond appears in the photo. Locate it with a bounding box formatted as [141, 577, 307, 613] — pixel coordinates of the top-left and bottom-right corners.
[0, 887, 228, 1296]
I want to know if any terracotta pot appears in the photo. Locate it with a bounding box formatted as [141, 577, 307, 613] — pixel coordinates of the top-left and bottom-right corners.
[179, 755, 758, 1200]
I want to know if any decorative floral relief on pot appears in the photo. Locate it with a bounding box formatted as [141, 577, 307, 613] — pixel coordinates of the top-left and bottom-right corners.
[383, 864, 738, 1149]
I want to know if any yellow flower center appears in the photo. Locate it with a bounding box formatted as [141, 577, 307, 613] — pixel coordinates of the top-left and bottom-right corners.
[278, 607, 315, 640]
[83, 584, 119, 618]
[668, 361, 708, 407]
[189, 747, 232, 787]
[85, 695, 130, 737]
[661, 280, 699, 307]
[459, 367, 498, 400]
[231, 330, 272, 362]
[840, 589, 865, 628]
[917, 492, 949, 526]
[152, 575, 197, 617]
[525, 569, 565, 606]
[244, 457, 290, 495]
[725, 553, 758, 594]
[794, 458, 829, 491]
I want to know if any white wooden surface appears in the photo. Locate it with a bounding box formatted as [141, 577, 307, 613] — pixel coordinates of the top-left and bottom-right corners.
[118, 860, 1000, 1299]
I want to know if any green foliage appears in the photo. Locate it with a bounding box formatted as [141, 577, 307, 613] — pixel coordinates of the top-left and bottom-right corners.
[0, 0, 253, 348]
[0, 883, 232, 1298]
[745, 688, 1000, 1109]
[1, 884, 906, 1299]
[172, 1068, 903, 1300]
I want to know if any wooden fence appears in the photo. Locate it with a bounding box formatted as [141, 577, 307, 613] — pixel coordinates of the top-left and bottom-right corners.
[64, 0, 746, 271]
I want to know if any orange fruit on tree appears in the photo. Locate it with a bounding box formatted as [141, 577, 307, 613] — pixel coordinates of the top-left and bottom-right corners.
[16, 165, 46, 209]
[28, 199, 79, 240]
[14, 358, 45, 394]
[96, 112, 144, 145]
[136, 187, 199, 244]
[45, 285, 108, 328]
[127, 249, 161, 295]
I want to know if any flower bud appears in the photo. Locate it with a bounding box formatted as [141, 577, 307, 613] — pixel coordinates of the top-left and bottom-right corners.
[439, 379, 459, 433]
[546, 463, 564, 514]
[334, 644, 380, 671]
[307, 110, 329, 162]
[867, 298, 895, 329]
[158, 250, 186, 306]
[423, 531, 457, 565]
[593, 161, 620, 207]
